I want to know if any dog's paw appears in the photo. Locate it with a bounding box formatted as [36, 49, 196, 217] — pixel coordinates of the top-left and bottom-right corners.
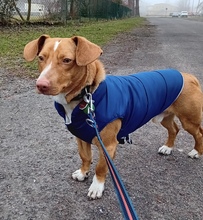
[188, 149, 200, 159]
[158, 145, 173, 155]
[72, 169, 90, 181]
[87, 175, 104, 199]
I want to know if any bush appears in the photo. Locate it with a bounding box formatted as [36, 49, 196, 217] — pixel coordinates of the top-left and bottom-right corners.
[0, 0, 17, 25]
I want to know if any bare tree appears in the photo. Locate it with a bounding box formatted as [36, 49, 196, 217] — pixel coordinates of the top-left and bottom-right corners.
[128, 0, 140, 16]
[135, 0, 140, 16]
[12, 0, 25, 21]
[26, 0, 31, 21]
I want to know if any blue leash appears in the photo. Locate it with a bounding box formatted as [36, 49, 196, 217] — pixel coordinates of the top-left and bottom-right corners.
[88, 112, 139, 220]
[54, 92, 139, 219]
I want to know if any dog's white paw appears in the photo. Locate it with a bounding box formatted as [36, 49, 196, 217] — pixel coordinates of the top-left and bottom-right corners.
[72, 169, 90, 181]
[158, 145, 173, 155]
[87, 175, 104, 199]
[188, 149, 200, 159]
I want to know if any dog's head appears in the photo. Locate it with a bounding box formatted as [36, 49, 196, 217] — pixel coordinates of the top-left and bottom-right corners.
[24, 35, 104, 102]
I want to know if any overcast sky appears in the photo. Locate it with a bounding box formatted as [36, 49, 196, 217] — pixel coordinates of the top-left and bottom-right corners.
[141, 0, 175, 4]
[139, 0, 200, 15]
[141, 0, 200, 7]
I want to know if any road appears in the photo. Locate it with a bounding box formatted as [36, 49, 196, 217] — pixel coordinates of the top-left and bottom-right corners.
[103, 17, 203, 85]
[1, 17, 203, 220]
[147, 17, 203, 78]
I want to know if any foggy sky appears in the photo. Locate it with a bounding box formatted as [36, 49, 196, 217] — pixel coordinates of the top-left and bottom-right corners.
[141, 0, 200, 7]
[139, 0, 200, 16]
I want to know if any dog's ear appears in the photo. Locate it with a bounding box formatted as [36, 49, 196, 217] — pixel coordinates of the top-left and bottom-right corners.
[23, 34, 50, 61]
[72, 36, 103, 66]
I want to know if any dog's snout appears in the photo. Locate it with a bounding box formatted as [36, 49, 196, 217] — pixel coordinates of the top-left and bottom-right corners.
[36, 79, 50, 93]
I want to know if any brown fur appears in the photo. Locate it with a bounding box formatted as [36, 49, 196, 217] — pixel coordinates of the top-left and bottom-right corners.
[24, 35, 203, 199]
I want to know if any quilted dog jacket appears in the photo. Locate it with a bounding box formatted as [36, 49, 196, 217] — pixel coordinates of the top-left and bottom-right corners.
[55, 69, 184, 144]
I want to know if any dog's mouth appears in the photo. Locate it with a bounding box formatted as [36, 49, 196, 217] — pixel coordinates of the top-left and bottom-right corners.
[35, 78, 64, 95]
[36, 87, 49, 95]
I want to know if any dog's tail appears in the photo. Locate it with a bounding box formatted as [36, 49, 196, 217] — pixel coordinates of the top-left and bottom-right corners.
[190, 74, 201, 87]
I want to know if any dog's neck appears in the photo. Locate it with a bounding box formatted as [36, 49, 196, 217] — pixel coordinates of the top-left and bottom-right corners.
[53, 85, 91, 124]
[53, 93, 80, 124]
[71, 86, 90, 101]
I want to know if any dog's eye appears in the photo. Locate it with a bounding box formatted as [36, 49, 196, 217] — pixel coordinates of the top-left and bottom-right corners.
[63, 58, 72, 64]
[38, 56, 44, 62]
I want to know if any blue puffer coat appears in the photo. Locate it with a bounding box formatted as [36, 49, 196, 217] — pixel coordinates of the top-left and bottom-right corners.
[55, 69, 184, 144]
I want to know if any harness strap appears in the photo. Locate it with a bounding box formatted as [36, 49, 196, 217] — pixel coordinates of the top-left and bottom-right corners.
[88, 112, 139, 220]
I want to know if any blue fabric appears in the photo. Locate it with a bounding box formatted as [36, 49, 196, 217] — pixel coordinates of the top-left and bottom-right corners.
[55, 69, 183, 144]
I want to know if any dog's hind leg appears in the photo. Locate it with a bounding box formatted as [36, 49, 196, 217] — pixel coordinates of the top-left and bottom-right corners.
[87, 119, 122, 199]
[180, 117, 203, 158]
[174, 72, 203, 158]
[72, 138, 92, 181]
[158, 113, 179, 155]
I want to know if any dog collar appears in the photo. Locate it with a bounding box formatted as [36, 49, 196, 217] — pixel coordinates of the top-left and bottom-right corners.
[79, 90, 95, 115]
[71, 86, 90, 101]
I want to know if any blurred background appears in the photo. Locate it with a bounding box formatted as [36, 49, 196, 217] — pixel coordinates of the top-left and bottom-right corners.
[1, 0, 203, 25]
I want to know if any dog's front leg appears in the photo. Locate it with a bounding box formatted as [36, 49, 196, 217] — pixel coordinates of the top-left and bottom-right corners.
[72, 138, 92, 181]
[88, 119, 122, 199]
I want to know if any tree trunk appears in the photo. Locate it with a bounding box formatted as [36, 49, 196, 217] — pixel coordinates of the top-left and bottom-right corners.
[135, 0, 140, 17]
[70, 0, 74, 18]
[12, 0, 25, 21]
[27, 0, 31, 21]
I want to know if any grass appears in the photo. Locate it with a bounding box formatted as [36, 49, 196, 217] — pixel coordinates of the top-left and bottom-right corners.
[0, 17, 146, 78]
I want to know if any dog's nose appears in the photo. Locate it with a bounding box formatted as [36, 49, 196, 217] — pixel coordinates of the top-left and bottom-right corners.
[36, 79, 50, 93]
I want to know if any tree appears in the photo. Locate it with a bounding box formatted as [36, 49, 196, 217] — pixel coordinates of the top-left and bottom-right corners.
[135, 0, 140, 16]
[26, 0, 31, 21]
[0, 0, 16, 24]
[113, 0, 122, 3]
[0, 0, 32, 24]
[14, 0, 31, 22]
[12, 0, 25, 21]
[128, 0, 140, 16]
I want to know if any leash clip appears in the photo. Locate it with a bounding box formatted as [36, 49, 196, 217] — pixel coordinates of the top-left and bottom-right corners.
[80, 93, 95, 114]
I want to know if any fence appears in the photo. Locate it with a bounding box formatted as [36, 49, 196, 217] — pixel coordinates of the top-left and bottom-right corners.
[1, 0, 132, 25]
[60, 0, 132, 22]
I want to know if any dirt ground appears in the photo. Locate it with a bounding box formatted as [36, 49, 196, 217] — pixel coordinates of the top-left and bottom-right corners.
[1, 22, 203, 220]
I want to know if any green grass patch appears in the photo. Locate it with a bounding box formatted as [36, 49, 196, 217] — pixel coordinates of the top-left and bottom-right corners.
[0, 17, 146, 78]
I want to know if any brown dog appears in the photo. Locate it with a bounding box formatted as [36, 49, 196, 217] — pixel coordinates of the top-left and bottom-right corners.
[24, 35, 203, 199]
